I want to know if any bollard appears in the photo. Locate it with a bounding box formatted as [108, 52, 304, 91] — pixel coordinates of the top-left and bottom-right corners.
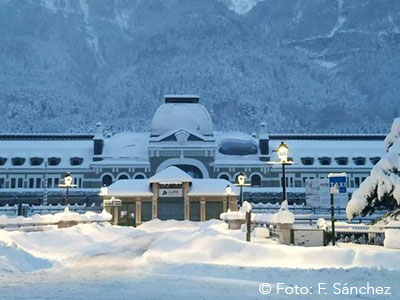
[246, 209, 251, 242]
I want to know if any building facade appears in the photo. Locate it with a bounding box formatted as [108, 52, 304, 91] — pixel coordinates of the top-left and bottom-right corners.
[0, 95, 385, 207]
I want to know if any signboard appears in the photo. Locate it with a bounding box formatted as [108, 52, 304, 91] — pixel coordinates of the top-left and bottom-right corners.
[305, 178, 348, 208]
[328, 173, 347, 194]
[293, 229, 326, 247]
[159, 188, 183, 198]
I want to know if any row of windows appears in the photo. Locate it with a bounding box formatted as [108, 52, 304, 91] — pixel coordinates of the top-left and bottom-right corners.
[101, 173, 147, 186]
[300, 156, 380, 166]
[0, 176, 83, 189]
[0, 157, 84, 167]
[218, 173, 368, 189]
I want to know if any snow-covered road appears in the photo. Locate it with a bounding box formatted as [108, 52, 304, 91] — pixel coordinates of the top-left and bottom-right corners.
[0, 220, 399, 299]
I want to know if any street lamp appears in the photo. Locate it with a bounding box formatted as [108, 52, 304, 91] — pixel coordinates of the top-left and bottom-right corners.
[58, 172, 77, 207]
[267, 142, 294, 204]
[234, 173, 250, 207]
[225, 184, 232, 209]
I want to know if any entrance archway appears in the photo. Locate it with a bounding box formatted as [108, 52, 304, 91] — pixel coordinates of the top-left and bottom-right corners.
[156, 158, 209, 178]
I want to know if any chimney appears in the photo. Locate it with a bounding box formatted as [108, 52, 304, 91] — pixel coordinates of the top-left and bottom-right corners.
[93, 122, 104, 161]
[259, 122, 269, 160]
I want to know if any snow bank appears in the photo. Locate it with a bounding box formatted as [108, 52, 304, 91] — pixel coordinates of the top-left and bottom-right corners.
[384, 229, 400, 249]
[0, 242, 52, 272]
[0, 207, 112, 226]
[347, 118, 400, 219]
[0, 220, 400, 273]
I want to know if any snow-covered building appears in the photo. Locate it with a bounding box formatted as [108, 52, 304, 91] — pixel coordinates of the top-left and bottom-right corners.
[105, 166, 238, 225]
[0, 95, 386, 212]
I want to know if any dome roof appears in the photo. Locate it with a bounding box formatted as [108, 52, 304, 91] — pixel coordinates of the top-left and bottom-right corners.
[150, 99, 214, 137]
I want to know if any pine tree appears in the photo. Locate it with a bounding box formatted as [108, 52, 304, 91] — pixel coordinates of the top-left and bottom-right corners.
[346, 118, 400, 219]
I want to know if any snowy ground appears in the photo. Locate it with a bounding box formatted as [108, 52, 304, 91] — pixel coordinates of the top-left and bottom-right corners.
[0, 220, 399, 299]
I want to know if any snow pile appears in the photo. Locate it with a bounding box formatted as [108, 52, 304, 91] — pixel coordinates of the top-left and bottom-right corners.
[384, 229, 400, 249]
[347, 118, 400, 219]
[253, 227, 270, 238]
[0, 207, 111, 226]
[241, 201, 252, 213]
[0, 220, 400, 273]
[220, 202, 274, 223]
[0, 242, 52, 272]
[220, 201, 251, 220]
[316, 218, 328, 230]
[219, 210, 243, 221]
[272, 200, 295, 224]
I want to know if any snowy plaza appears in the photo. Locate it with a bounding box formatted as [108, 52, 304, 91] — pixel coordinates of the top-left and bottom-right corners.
[0, 219, 399, 299]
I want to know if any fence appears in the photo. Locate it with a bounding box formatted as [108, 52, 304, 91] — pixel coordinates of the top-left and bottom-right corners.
[0, 203, 103, 218]
[326, 228, 386, 246]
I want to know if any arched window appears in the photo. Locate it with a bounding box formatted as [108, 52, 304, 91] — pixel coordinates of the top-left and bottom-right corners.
[118, 174, 129, 180]
[175, 165, 203, 179]
[134, 174, 145, 179]
[218, 174, 230, 181]
[102, 175, 113, 186]
[251, 174, 261, 187]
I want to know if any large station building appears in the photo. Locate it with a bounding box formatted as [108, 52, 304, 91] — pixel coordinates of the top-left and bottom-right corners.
[0, 95, 385, 216]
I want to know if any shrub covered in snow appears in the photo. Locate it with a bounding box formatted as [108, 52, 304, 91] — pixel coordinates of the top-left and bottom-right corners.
[347, 118, 400, 220]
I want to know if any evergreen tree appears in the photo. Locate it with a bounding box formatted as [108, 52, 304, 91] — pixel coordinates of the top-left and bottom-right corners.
[347, 118, 400, 219]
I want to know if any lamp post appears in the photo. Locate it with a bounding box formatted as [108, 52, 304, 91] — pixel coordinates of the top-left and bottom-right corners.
[267, 142, 294, 204]
[58, 173, 77, 207]
[234, 173, 250, 207]
[225, 184, 232, 210]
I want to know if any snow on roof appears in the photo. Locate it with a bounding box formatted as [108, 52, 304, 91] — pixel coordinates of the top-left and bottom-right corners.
[106, 179, 153, 197]
[188, 179, 239, 196]
[150, 102, 214, 137]
[214, 131, 260, 164]
[149, 166, 193, 183]
[0, 140, 93, 168]
[102, 132, 149, 160]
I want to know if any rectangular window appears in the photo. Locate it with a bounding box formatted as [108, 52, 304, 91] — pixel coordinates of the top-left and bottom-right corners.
[48, 178, 53, 188]
[54, 178, 59, 187]
[36, 178, 41, 188]
[355, 177, 360, 188]
[0, 178, 5, 188]
[29, 178, 35, 189]
[11, 178, 16, 189]
[18, 178, 23, 188]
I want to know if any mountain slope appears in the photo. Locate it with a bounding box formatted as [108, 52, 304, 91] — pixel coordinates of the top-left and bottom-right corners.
[0, 0, 399, 134]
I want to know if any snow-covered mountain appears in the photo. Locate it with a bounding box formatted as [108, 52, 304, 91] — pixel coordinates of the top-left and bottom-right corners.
[0, 0, 399, 134]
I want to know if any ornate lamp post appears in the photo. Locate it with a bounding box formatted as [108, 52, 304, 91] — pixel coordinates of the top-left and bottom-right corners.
[234, 173, 250, 207]
[267, 142, 294, 204]
[225, 184, 232, 209]
[58, 172, 77, 207]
